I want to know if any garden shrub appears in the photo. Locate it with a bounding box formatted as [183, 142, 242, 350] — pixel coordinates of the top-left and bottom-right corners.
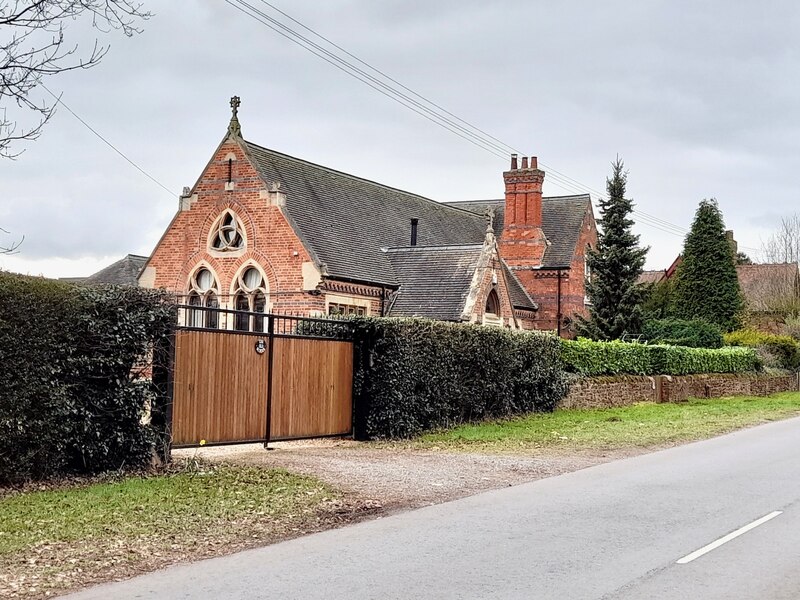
[641, 318, 723, 348]
[350, 318, 569, 439]
[0, 272, 175, 483]
[780, 316, 800, 341]
[561, 338, 761, 376]
[724, 329, 800, 370]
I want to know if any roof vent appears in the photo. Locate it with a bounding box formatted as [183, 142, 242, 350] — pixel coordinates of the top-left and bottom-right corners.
[410, 218, 419, 246]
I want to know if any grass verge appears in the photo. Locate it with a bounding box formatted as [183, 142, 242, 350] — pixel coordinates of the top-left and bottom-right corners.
[414, 392, 800, 453]
[0, 464, 369, 599]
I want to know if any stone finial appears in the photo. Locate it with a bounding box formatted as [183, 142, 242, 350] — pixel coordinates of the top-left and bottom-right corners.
[485, 207, 496, 244]
[228, 95, 242, 136]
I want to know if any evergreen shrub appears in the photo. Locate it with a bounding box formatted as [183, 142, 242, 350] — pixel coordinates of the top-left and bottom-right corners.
[350, 318, 569, 439]
[561, 338, 761, 376]
[724, 329, 800, 370]
[672, 199, 745, 331]
[0, 272, 175, 483]
[641, 318, 723, 348]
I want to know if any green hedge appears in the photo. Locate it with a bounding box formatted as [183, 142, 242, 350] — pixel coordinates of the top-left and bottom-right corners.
[351, 318, 569, 439]
[561, 338, 761, 376]
[0, 272, 175, 483]
[641, 318, 723, 348]
[724, 329, 800, 370]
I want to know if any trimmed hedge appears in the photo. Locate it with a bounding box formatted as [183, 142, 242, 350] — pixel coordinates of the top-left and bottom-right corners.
[641, 318, 723, 349]
[351, 318, 569, 439]
[561, 338, 761, 376]
[0, 272, 175, 483]
[724, 329, 800, 370]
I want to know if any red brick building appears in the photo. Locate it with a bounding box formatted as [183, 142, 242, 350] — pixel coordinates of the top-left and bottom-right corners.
[139, 99, 596, 335]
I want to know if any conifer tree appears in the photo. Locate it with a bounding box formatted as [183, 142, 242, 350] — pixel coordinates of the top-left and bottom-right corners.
[672, 199, 744, 331]
[577, 158, 648, 340]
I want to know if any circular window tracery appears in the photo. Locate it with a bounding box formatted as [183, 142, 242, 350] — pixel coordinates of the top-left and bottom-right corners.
[232, 266, 269, 331]
[187, 266, 220, 328]
[210, 211, 245, 252]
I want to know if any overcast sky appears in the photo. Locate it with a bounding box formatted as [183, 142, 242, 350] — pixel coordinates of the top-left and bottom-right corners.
[2, 0, 800, 277]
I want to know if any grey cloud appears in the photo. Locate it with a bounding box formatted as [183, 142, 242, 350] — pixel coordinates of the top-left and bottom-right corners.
[3, 0, 800, 275]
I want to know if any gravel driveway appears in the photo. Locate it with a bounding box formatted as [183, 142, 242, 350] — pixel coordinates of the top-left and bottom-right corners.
[175, 440, 624, 511]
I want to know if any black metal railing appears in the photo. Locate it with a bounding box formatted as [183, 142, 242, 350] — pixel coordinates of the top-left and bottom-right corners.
[175, 304, 354, 341]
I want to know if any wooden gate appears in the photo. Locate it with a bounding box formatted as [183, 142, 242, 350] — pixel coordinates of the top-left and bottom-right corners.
[169, 308, 354, 447]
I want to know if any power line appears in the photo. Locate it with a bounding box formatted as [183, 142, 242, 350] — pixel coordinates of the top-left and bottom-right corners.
[229, 0, 707, 240]
[255, 0, 521, 157]
[251, 0, 704, 238]
[41, 84, 177, 198]
[223, 0, 510, 160]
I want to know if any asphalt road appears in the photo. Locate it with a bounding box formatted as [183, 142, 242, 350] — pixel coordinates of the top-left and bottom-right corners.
[64, 417, 800, 599]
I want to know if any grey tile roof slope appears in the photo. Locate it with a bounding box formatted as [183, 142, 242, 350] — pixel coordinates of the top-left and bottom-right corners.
[501, 261, 538, 311]
[244, 141, 487, 286]
[383, 245, 484, 320]
[84, 254, 148, 286]
[443, 195, 592, 268]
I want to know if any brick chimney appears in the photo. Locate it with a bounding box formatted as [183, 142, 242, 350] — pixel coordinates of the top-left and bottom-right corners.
[499, 154, 547, 265]
[725, 230, 738, 256]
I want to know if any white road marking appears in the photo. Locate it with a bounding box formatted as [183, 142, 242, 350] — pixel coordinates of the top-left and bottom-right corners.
[676, 510, 783, 564]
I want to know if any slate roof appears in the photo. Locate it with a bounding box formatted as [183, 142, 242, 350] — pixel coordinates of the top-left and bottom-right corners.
[502, 261, 538, 311]
[381, 245, 537, 319]
[383, 245, 485, 320]
[443, 195, 592, 268]
[237, 140, 583, 316]
[83, 254, 148, 286]
[244, 141, 487, 286]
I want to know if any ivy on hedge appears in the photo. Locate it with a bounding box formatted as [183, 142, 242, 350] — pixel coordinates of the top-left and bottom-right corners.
[350, 318, 570, 439]
[561, 338, 761, 376]
[0, 272, 175, 483]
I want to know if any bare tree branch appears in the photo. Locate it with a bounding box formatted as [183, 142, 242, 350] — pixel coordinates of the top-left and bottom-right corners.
[0, 1, 150, 159]
[0, 226, 24, 254]
[760, 214, 800, 264]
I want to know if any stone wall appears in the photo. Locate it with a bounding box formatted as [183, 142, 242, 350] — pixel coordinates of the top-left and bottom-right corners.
[560, 372, 800, 409]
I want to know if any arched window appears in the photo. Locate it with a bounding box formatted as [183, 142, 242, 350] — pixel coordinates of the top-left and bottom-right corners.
[485, 289, 500, 317]
[187, 267, 220, 328]
[209, 210, 245, 252]
[232, 265, 269, 331]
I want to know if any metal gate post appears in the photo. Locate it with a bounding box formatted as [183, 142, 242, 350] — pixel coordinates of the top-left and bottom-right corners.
[264, 314, 275, 450]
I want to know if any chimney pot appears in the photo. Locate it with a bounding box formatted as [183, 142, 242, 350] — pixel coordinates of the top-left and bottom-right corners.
[510, 154, 518, 170]
[521, 156, 529, 169]
[530, 156, 538, 169]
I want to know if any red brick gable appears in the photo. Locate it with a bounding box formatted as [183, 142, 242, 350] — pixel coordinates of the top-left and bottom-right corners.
[140, 134, 326, 315]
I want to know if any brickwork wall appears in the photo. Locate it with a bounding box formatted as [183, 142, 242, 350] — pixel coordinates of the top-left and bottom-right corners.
[561, 372, 799, 409]
[323, 280, 387, 316]
[143, 136, 376, 315]
[501, 205, 597, 337]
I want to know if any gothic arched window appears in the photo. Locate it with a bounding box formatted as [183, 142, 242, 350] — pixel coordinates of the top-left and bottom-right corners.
[209, 210, 245, 252]
[187, 267, 220, 328]
[232, 265, 269, 331]
[485, 289, 500, 317]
